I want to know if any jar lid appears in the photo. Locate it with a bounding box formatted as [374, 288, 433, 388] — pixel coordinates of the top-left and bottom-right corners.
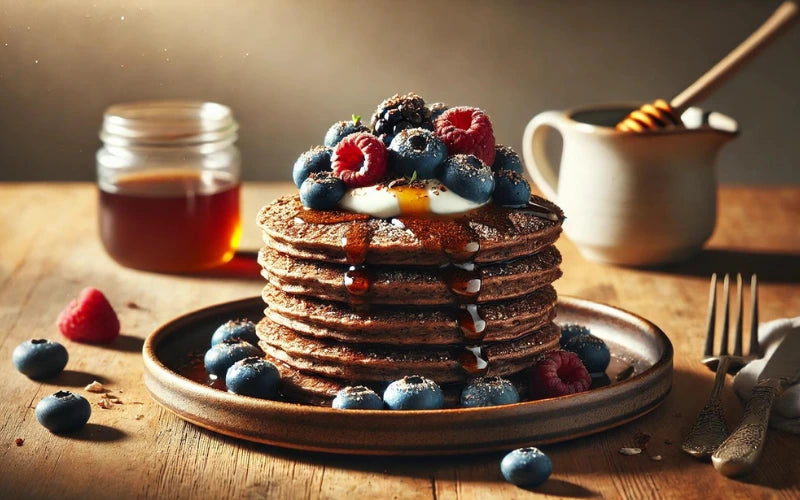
[100, 100, 238, 147]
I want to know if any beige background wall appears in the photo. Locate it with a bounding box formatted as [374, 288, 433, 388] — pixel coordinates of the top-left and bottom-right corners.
[1, 0, 798, 184]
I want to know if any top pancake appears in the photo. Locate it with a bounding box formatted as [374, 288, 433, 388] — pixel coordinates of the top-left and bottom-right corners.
[257, 194, 564, 266]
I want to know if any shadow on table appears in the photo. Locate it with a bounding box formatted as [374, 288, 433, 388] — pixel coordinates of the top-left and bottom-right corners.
[50, 370, 112, 387]
[58, 424, 128, 443]
[648, 248, 800, 283]
[179, 250, 263, 281]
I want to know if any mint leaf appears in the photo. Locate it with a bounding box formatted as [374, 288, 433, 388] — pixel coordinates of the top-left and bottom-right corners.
[410, 170, 418, 182]
[352, 114, 361, 125]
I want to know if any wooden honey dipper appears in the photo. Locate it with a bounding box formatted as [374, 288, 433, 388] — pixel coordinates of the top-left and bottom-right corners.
[617, 1, 798, 132]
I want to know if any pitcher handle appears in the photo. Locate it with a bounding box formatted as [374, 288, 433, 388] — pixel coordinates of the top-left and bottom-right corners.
[522, 110, 566, 202]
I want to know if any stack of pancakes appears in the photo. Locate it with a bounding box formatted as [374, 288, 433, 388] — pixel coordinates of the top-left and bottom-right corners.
[256, 194, 565, 406]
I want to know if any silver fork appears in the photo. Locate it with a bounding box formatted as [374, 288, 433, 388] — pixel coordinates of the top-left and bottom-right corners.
[681, 273, 760, 458]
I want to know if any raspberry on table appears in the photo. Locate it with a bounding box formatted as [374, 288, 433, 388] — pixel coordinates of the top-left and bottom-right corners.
[434, 106, 496, 166]
[529, 350, 591, 399]
[331, 132, 388, 188]
[57, 287, 120, 344]
[370, 92, 434, 146]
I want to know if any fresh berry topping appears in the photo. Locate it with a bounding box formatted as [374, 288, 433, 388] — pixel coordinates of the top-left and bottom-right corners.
[529, 350, 591, 399]
[460, 376, 520, 408]
[492, 145, 524, 174]
[324, 115, 370, 148]
[57, 287, 120, 344]
[292, 146, 333, 188]
[35, 390, 91, 433]
[559, 324, 592, 347]
[299, 171, 347, 209]
[434, 106, 496, 165]
[388, 128, 447, 179]
[331, 132, 388, 188]
[204, 339, 262, 379]
[492, 169, 531, 207]
[564, 334, 611, 375]
[332, 385, 384, 410]
[439, 154, 495, 204]
[428, 102, 449, 121]
[383, 375, 444, 410]
[211, 319, 258, 347]
[225, 357, 280, 399]
[370, 92, 434, 146]
[12, 339, 68, 379]
[501, 447, 553, 487]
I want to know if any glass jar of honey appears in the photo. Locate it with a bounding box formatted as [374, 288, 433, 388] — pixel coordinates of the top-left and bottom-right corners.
[97, 101, 241, 273]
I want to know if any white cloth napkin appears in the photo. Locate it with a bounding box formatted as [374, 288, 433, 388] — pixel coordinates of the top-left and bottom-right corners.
[732, 316, 800, 434]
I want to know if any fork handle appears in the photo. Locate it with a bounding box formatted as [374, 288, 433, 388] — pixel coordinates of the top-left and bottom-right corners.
[711, 378, 783, 477]
[681, 356, 731, 457]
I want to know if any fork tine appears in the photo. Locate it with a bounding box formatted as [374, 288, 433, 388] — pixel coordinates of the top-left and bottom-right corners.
[749, 274, 759, 356]
[719, 274, 730, 356]
[703, 273, 718, 357]
[732, 273, 744, 356]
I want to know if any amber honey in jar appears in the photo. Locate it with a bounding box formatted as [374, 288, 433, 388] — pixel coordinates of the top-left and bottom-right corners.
[97, 101, 241, 272]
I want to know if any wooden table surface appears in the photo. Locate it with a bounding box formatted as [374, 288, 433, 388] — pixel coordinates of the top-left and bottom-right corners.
[1, 183, 799, 499]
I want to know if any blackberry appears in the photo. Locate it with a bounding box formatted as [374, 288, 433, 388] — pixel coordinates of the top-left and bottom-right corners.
[370, 93, 434, 146]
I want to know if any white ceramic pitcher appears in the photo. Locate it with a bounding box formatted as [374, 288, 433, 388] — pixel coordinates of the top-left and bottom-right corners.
[522, 104, 738, 266]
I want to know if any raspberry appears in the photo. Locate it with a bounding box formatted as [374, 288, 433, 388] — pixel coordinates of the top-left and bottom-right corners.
[435, 107, 496, 166]
[57, 288, 120, 343]
[529, 350, 591, 399]
[370, 93, 433, 146]
[331, 132, 388, 188]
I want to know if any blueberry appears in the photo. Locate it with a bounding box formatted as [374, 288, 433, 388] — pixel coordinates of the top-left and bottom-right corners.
[332, 385, 384, 410]
[211, 319, 258, 347]
[35, 390, 91, 433]
[428, 102, 449, 121]
[225, 357, 280, 399]
[292, 146, 333, 188]
[12, 339, 68, 379]
[299, 171, 347, 210]
[492, 145, 524, 174]
[383, 375, 444, 410]
[501, 447, 553, 487]
[439, 154, 495, 204]
[559, 323, 591, 347]
[204, 339, 262, 379]
[324, 115, 369, 148]
[388, 128, 447, 179]
[564, 334, 611, 375]
[460, 376, 520, 408]
[492, 169, 531, 207]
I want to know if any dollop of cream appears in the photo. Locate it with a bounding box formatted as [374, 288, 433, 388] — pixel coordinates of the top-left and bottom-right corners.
[338, 179, 486, 218]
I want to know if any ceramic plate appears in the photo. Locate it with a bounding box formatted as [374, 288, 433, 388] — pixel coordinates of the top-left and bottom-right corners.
[143, 296, 672, 455]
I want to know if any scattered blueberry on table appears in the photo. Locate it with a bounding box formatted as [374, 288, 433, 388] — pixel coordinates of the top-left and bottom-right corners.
[12, 339, 68, 379]
[383, 375, 444, 410]
[225, 357, 280, 399]
[501, 447, 552, 487]
[332, 386, 384, 410]
[211, 319, 259, 347]
[460, 376, 520, 408]
[204, 339, 262, 379]
[35, 390, 91, 433]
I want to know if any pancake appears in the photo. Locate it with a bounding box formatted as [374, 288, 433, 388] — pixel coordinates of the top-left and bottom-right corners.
[257, 319, 561, 384]
[259, 245, 562, 306]
[257, 194, 564, 266]
[263, 284, 558, 345]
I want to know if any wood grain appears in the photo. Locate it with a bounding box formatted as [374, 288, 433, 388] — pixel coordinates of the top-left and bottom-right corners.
[1, 183, 798, 499]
